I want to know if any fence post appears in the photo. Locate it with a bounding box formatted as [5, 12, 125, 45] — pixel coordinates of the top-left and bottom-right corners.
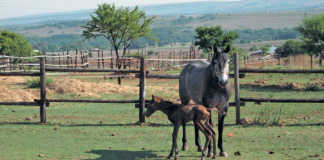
[139, 57, 146, 123]
[40, 57, 47, 123]
[310, 54, 313, 70]
[234, 53, 241, 125]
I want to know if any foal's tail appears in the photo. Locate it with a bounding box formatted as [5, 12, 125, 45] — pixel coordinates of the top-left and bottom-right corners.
[206, 108, 218, 112]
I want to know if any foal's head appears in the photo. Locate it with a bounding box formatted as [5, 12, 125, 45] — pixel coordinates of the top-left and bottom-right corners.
[144, 95, 164, 117]
[210, 46, 230, 87]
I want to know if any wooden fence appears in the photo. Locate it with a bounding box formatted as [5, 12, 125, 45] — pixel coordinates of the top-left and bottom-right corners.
[236, 53, 324, 124]
[1, 54, 324, 125]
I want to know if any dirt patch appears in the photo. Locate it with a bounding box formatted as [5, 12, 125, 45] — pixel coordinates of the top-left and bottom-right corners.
[312, 78, 324, 87]
[0, 76, 29, 84]
[50, 78, 139, 97]
[0, 85, 39, 102]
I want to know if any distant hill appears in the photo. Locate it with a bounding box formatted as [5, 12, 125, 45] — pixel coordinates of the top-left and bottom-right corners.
[1, 0, 324, 26]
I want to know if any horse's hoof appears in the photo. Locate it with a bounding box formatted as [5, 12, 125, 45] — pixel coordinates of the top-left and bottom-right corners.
[220, 151, 228, 157]
[212, 155, 216, 159]
[207, 152, 214, 158]
[200, 157, 205, 160]
[197, 147, 203, 152]
[182, 145, 188, 151]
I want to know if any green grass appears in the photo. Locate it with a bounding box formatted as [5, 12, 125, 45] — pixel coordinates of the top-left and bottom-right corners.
[0, 72, 324, 160]
[26, 77, 54, 88]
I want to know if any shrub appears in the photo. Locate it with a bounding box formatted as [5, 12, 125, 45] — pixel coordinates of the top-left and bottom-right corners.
[27, 78, 54, 88]
[305, 83, 320, 91]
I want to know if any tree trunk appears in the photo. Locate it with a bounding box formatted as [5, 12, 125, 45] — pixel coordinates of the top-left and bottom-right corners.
[319, 52, 322, 66]
[114, 48, 122, 85]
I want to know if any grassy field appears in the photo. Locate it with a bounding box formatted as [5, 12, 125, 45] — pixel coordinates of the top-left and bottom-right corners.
[0, 70, 324, 160]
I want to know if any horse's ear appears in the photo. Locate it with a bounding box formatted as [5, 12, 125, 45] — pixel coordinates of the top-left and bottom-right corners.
[212, 48, 220, 63]
[224, 45, 231, 53]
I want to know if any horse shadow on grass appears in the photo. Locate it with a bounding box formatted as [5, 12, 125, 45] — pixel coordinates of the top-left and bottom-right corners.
[0, 121, 322, 128]
[84, 149, 162, 160]
[241, 83, 324, 92]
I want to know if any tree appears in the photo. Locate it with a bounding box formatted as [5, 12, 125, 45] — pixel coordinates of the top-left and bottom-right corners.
[82, 4, 155, 69]
[297, 14, 324, 65]
[0, 30, 33, 57]
[249, 45, 258, 51]
[194, 26, 238, 60]
[275, 40, 304, 57]
[260, 44, 271, 55]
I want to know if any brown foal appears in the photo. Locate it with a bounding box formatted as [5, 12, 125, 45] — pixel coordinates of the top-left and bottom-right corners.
[144, 95, 216, 160]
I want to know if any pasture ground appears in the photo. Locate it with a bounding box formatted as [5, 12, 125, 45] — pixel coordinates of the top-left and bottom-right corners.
[0, 69, 324, 160]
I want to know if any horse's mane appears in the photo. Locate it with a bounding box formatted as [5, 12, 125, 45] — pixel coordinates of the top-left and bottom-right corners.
[160, 100, 181, 111]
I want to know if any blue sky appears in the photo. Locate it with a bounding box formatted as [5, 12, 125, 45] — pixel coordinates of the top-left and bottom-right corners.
[0, 0, 236, 19]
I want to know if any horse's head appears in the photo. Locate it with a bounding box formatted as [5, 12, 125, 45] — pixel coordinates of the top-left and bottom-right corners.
[210, 46, 230, 87]
[144, 95, 163, 117]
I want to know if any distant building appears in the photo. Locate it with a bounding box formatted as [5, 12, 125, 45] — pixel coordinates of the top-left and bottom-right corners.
[268, 45, 277, 55]
[250, 45, 277, 56]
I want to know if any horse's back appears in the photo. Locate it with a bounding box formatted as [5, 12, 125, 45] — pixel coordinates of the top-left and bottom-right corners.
[179, 61, 209, 105]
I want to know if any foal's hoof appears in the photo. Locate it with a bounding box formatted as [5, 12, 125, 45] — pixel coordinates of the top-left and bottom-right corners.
[182, 145, 188, 151]
[197, 147, 203, 152]
[220, 151, 228, 157]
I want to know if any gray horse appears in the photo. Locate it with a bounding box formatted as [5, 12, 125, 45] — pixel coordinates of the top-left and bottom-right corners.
[179, 47, 232, 157]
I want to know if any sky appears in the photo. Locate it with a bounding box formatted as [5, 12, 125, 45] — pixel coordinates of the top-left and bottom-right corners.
[0, 0, 236, 20]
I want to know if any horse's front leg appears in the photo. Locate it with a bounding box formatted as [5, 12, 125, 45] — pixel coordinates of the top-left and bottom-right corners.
[182, 123, 188, 151]
[168, 123, 180, 160]
[218, 111, 228, 157]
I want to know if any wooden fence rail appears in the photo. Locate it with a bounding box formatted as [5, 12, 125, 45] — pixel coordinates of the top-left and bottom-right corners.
[1, 54, 324, 125]
[240, 98, 324, 103]
[0, 72, 40, 76]
[45, 68, 140, 73]
[239, 69, 324, 74]
[44, 99, 139, 104]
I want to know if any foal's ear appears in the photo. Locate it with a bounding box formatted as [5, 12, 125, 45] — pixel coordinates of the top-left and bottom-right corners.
[152, 95, 162, 103]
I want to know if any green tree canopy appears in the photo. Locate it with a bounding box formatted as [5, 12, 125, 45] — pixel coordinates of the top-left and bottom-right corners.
[194, 26, 238, 56]
[297, 14, 324, 55]
[260, 44, 271, 55]
[82, 4, 155, 60]
[0, 30, 33, 57]
[275, 40, 304, 57]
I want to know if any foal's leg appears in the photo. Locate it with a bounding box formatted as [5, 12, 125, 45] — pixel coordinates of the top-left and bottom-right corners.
[194, 124, 203, 151]
[218, 111, 228, 157]
[182, 123, 188, 151]
[180, 99, 189, 151]
[196, 122, 211, 160]
[168, 123, 180, 160]
[207, 123, 217, 159]
[207, 111, 213, 158]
